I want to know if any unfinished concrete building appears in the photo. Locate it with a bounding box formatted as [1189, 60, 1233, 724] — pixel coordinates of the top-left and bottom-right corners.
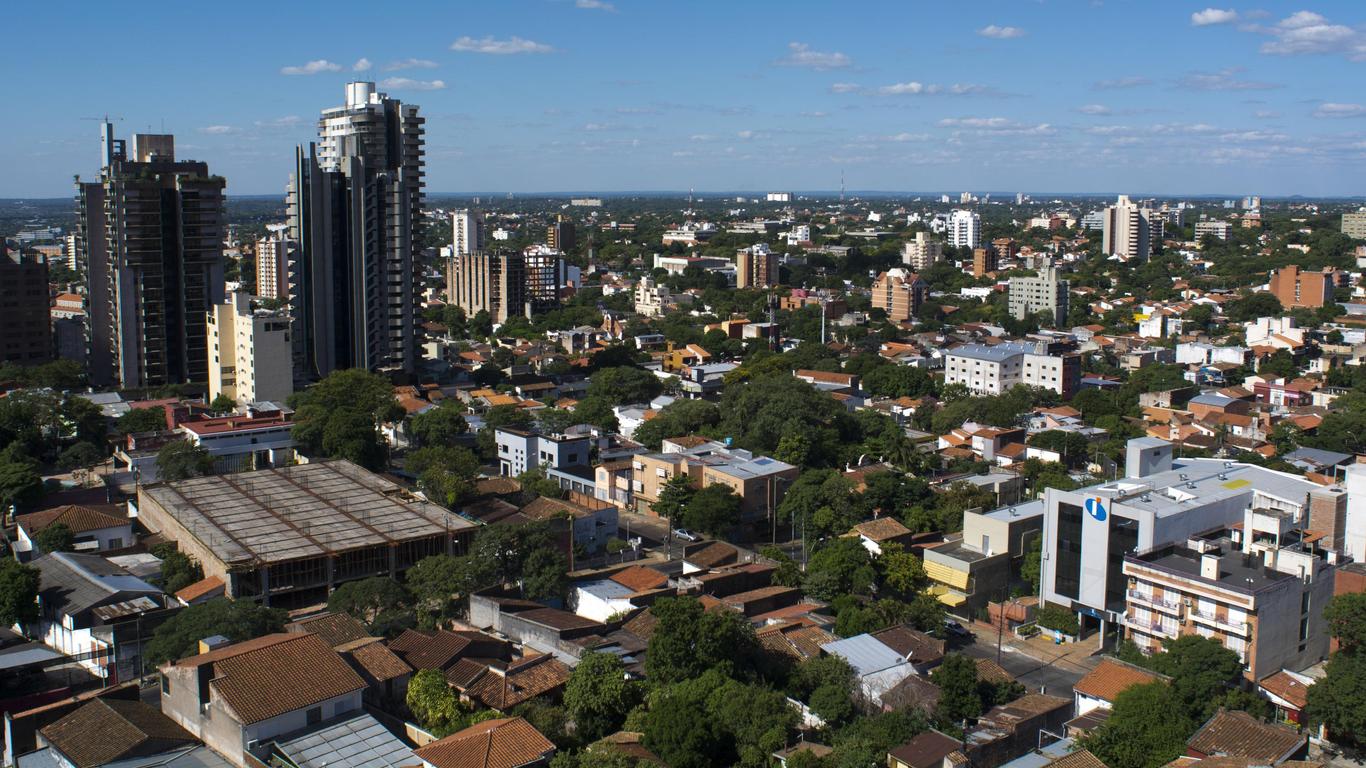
[135, 460, 477, 607]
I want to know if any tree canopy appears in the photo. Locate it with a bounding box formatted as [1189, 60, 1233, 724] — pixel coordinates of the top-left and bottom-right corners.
[144, 598, 287, 666]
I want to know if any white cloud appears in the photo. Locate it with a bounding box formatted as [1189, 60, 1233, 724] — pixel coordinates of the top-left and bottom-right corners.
[880, 81, 928, 95]
[829, 82, 862, 94]
[353, 58, 372, 72]
[199, 125, 236, 135]
[877, 82, 991, 96]
[576, 0, 616, 10]
[1077, 104, 1112, 115]
[978, 25, 1025, 39]
[885, 132, 930, 142]
[1093, 75, 1151, 89]
[379, 77, 447, 91]
[775, 42, 852, 70]
[801, 111, 829, 118]
[384, 58, 438, 71]
[1191, 8, 1238, 26]
[280, 59, 342, 75]
[1254, 110, 1280, 118]
[451, 36, 554, 55]
[254, 116, 303, 128]
[1313, 102, 1366, 118]
[938, 117, 1012, 129]
[1258, 11, 1366, 61]
[1175, 67, 1278, 91]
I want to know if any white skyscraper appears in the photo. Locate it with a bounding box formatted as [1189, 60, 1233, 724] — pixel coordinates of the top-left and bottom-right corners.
[1101, 195, 1153, 261]
[947, 209, 981, 249]
[452, 209, 485, 256]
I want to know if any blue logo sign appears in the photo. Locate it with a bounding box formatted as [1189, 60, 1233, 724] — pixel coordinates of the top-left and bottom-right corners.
[1084, 497, 1107, 522]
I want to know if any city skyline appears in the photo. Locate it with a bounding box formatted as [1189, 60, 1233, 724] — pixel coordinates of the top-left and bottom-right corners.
[6, 0, 1366, 198]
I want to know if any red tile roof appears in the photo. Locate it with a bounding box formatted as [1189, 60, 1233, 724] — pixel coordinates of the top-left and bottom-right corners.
[17, 505, 127, 535]
[202, 633, 366, 725]
[173, 575, 225, 604]
[40, 699, 197, 768]
[1187, 709, 1304, 762]
[414, 717, 556, 768]
[1073, 658, 1164, 703]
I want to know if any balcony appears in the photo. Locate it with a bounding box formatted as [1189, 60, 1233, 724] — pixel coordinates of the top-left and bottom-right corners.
[1127, 589, 1181, 614]
[1189, 608, 1250, 636]
[1124, 614, 1177, 639]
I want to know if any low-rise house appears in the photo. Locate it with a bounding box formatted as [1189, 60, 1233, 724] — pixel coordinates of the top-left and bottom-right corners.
[820, 634, 914, 709]
[627, 439, 798, 521]
[522, 495, 618, 556]
[31, 698, 223, 768]
[1072, 657, 1166, 717]
[414, 717, 555, 768]
[870, 625, 945, 673]
[159, 633, 368, 767]
[757, 621, 836, 662]
[1257, 669, 1314, 727]
[1185, 708, 1307, 764]
[571, 566, 670, 622]
[15, 505, 133, 558]
[32, 552, 176, 684]
[452, 653, 573, 710]
[922, 500, 1043, 613]
[847, 517, 915, 556]
[179, 406, 296, 473]
[963, 694, 1072, 768]
[887, 730, 966, 768]
[387, 628, 511, 672]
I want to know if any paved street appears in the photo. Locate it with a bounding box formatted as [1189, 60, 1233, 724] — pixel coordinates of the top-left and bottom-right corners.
[959, 624, 1101, 698]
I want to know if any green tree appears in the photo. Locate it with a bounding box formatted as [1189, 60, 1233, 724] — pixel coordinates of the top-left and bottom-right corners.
[409, 401, 469, 447]
[931, 653, 982, 728]
[565, 652, 641, 741]
[681, 484, 741, 537]
[408, 445, 480, 507]
[1148, 634, 1244, 722]
[790, 655, 857, 727]
[0, 454, 44, 513]
[34, 523, 75, 554]
[1308, 650, 1366, 745]
[144, 598, 287, 665]
[1080, 682, 1194, 768]
[0, 559, 41, 629]
[587, 366, 663, 405]
[327, 577, 413, 635]
[117, 406, 168, 435]
[151, 543, 204, 595]
[57, 442, 105, 473]
[156, 440, 215, 482]
[407, 668, 473, 736]
[877, 542, 926, 599]
[406, 554, 491, 625]
[209, 394, 237, 413]
[291, 368, 401, 471]
[804, 538, 876, 601]
[1020, 534, 1042, 594]
[653, 474, 695, 533]
[759, 546, 802, 587]
[522, 548, 569, 602]
[645, 597, 763, 684]
[1326, 592, 1366, 655]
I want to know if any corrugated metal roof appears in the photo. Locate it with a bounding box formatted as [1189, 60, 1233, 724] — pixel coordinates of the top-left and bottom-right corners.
[820, 634, 906, 676]
[274, 713, 415, 768]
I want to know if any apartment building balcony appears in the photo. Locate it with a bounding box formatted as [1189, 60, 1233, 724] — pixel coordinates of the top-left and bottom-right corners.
[1123, 613, 1178, 639]
[1127, 588, 1182, 615]
[1189, 607, 1251, 637]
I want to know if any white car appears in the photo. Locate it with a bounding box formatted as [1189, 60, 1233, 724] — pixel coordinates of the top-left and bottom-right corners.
[672, 528, 699, 542]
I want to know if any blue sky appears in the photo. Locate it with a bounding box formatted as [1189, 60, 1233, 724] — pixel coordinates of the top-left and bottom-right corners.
[5, 1, 1366, 198]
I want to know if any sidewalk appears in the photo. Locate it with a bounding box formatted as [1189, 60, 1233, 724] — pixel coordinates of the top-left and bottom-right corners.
[970, 618, 1102, 674]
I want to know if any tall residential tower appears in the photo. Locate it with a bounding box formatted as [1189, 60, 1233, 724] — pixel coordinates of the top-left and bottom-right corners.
[75, 125, 226, 389]
[287, 81, 425, 381]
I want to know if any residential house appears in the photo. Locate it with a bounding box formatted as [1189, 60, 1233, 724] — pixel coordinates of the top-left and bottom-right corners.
[32, 552, 176, 684]
[847, 518, 916, 556]
[627, 440, 798, 522]
[1072, 657, 1167, 717]
[31, 698, 224, 768]
[1185, 709, 1307, 764]
[15, 505, 133, 558]
[819, 634, 915, 709]
[158, 633, 368, 767]
[414, 717, 555, 768]
[887, 730, 967, 768]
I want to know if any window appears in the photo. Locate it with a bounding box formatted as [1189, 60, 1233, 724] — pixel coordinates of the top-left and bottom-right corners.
[160, 674, 170, 695]
[107, 538, 123, 549]
[306, 706, 322, 725]
[1054, 502, 1084, 600]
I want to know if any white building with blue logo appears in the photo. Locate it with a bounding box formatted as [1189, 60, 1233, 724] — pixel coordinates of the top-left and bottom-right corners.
[1039, 437, 1334, 641]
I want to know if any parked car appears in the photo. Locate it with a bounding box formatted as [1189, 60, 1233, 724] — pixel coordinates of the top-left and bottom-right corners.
[944, 620, 972, 641]
[672, 528, 699, 542]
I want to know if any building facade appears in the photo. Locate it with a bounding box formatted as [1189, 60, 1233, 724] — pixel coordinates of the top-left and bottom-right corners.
[947, 210, 980, 249]
[943, 342, 1081, 398]
[1008, 266, 1069, 326]
[1194, 220, 1232, 242]
[0, 250, 53, 365]
[1342, 211, 1366, 240]
[871, 268, 928, 323]
[972, 247, 997, 277]
[254, 225, 294, 301]
[1269, 265, 1333, 309]
[287, 82, 424, 381]
[1101, 195, 1153, 260]
[547, 214, 575, 253]
[735, 244, 779, 289]
[1039, 437, 1331, 641]
[446, 251, 565, 324]
[452, 209, 485, 257]
[902, 232, 942, 271]
[75, 125, 226, 389]
[207, 292, 293, 406]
